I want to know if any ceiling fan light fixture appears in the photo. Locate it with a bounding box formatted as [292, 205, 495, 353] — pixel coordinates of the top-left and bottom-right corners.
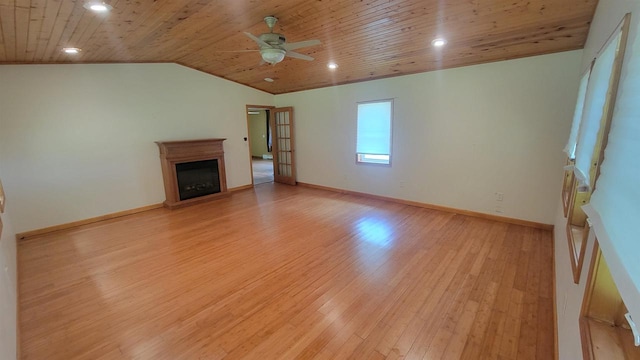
[261, 48, 286, 64]
[327, 62, 338, 70]
[264, 78, 274, 82]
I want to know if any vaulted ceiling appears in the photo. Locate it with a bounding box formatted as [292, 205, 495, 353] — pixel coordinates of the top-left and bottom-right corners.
[0, 0, 598, 94]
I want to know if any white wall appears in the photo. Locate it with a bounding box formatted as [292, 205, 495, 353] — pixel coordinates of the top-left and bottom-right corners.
[275, 51, 582, 224]
[554, 1, 640, 359]
[0, 191, 17, 360]
[0, 64, 273, 233]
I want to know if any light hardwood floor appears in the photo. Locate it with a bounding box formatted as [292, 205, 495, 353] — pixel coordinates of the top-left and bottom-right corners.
[19, 183, 554, 359]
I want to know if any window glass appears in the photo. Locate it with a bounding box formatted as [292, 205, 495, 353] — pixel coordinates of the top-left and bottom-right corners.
[356, 100, 393, 165]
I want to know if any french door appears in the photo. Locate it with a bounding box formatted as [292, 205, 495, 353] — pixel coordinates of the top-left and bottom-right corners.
[271, 107, 296, 185]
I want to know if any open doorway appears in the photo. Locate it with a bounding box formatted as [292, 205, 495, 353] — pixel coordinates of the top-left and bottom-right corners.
[246, 106, 274, 185]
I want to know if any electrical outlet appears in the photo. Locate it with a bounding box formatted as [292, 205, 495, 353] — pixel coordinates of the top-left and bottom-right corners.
[495, 205, 504, 213]
[495, 192, 504, 201]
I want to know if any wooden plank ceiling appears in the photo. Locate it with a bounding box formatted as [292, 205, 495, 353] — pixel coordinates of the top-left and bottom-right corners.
[0, 0, 597, 94]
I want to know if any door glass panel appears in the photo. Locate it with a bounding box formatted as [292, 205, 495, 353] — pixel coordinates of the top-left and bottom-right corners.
[270, 107, 295, 185]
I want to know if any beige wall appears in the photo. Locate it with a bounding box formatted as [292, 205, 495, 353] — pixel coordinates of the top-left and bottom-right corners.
[0, 63, 273, 233]
[0, 189, 17, 360]
[249, 111, 270, 157]
[275, 51, 582, 224]
[554, 0, 640, 358]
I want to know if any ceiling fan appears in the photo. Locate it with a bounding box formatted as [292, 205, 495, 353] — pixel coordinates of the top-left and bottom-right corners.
[243, 16, 321, 65]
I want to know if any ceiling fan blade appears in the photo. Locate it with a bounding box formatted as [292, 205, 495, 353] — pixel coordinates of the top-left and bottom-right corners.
[214, 50, 260, 53]
[285, 50, 314, 61]
[282, 39, 321, 51]
[244, 32, 271, 48]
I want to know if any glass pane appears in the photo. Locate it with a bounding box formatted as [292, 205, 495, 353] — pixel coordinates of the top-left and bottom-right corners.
[574, 31, 622, 189]
[356, 153, 390, 165]
[356, 100, 392, 155]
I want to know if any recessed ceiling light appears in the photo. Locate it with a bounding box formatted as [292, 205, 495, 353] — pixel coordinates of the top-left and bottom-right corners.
[83, 1, 112, 12]
[327, 62, 338, 70]
[431, 38, 447, 47]
[264, 78, 274, 82]
[62, 47, 81, 54]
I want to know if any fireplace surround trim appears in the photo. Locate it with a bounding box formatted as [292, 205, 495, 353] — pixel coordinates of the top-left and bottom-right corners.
[156, 138, 229, 209]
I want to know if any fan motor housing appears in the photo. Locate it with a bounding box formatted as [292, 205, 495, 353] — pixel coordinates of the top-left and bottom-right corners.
[259, 33, 286, 47]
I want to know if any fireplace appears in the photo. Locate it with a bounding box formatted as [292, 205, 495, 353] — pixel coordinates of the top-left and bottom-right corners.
[156, 139, 229, 209]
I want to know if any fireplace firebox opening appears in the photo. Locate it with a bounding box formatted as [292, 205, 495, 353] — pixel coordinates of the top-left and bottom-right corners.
[176, 159, 221, 201]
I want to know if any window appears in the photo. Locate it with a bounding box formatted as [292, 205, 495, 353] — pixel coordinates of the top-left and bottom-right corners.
[574, 28, 622, 190]
[562, 13, 629, 285]
[356, 99, 393, 165]
[564, 67, 592, 160]
[562, 65, 593, 216]
[587, 13, 640, 327]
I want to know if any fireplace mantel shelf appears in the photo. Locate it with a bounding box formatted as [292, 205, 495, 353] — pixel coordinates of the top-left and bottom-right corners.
[156, 138, 229, 209]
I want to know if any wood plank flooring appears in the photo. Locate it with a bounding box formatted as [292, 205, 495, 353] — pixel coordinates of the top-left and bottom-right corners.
[18, 183, 554, 359]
